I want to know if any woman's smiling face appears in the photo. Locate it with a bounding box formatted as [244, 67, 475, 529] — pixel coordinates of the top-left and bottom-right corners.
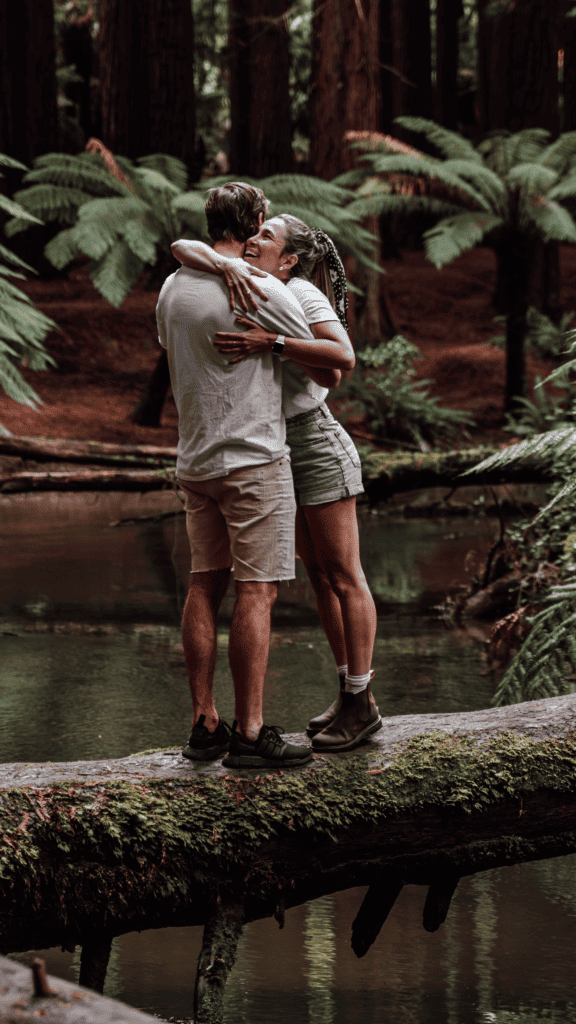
[244, 217, 291, 278]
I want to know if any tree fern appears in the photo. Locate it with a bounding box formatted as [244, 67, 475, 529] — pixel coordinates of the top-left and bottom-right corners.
[393, 116, 484, 164]
[493, 590, 576, 706]
[0, 156, 57, 417]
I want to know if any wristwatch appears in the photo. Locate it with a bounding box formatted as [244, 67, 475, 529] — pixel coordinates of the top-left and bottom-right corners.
[272, 334, 286, 354]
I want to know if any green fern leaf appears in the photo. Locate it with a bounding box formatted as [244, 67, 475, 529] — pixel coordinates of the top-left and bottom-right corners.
[121, 215, 160, 264]
[7, 184, 94, 233]
[0, 243, 35, 273]
[423, 212, 504, 268]
[521, 195, 576, 243]
[89, 244, 145, 307]
[258, 174, 352, 208]
[506, 162, 558, 194]
[0, 352, 43, 407]
[538, 131, 576, 173]
[0, 154, 28, 173]
[393, 116, 483, 163]
[137, 154, 188, 192]
[363, 154, 492, 211]
[0, 193, 43, 224]
[44, 229, 80, 270]
[23, 164, 130, 198]
[441, 159, 507, 210]
[547, 172, 576, 202]
[505, 128, 551, 168]
[348, 192, 463, 222]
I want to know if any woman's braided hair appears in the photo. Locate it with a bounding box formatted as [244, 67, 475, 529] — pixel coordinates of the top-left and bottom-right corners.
[275, 214, 349, 329]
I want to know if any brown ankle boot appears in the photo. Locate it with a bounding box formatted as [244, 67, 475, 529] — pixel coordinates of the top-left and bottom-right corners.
[311, 684, 382, 752]
[306, 674, 346, 736]
[306, 669, 375, 737]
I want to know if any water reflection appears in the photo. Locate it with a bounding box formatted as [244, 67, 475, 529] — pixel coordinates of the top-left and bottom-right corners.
[2, 491, 576, 1023]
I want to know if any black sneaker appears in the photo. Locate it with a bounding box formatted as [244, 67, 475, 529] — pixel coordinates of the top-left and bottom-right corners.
[182, 715, 232, 761]
[222, 722, 313, 769]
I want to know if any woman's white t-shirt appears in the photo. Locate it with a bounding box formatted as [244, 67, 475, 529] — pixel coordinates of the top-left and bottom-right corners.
[282, 276, 341, 420]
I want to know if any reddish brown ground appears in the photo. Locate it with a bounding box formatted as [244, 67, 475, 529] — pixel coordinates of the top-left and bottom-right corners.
[2, 246, 575, 447]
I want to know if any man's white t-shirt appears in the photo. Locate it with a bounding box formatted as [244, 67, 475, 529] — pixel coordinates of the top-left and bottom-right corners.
[282, 276, 341, 420]
[156, 263, 315, 481]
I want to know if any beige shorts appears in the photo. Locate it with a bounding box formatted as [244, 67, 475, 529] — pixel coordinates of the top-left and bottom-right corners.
[178, 457, 296, 582]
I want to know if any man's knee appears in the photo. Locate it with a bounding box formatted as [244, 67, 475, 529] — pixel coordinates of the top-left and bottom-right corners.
[235, 579, 278, 609]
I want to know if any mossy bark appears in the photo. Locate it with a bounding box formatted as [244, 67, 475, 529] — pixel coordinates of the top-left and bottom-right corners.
[194, 902, 244, 1024]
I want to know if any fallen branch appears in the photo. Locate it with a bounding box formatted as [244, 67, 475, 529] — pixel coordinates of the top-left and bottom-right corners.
[0, 435, 176, 468]
[0, 469, 175, 493]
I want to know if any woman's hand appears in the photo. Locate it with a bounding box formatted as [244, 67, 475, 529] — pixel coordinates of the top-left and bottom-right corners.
[214, 316, 276, 363]
[220, 264, 268, 313]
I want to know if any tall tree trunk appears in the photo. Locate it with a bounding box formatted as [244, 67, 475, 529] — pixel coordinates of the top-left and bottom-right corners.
[562, 6, 576, 131]
[477, 0, 496, 135]
[309, 0, 379, 180]
[500, 232, 537, 412]
[480, 0, 560, 134]
[0, 0, 58, 164]
[228, 0, 293, 177]
[61, 20, 95, 140]
[99, 0, 152, 159]
[148, 0, 198, 177]
[435, 0, 462, 129]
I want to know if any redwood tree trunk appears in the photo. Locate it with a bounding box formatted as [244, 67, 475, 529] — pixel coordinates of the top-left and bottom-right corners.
[0, 0, 58, 164]
[228, 0, 293, 177]
[435, 0, 462, 129]
[309, 0, 379, 180]
[562, 6, 576, 130]
[99, 0, 152, 159]
[148, 0, 197, 177]
[479, 0, 560, 134]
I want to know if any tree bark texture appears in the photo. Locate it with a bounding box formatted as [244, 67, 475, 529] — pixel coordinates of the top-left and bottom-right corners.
[478, 0, 560, 135]
[309, 0, 380, 179]
[3, 694, 576, 960]
[562, 8, 576, 131]
[194, 903, 244, 1024]
[0, 0, 59, 164]
[79, 932, 113, 994]
[435, 0, 462, 130]
[129, 349, 172, 427]
[0, 436, 177, 467]
[99, 0, 196, 173]
[228, 0, 293, 177]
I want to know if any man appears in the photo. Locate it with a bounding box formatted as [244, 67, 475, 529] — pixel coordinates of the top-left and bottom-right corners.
[156, 182, 315, 769]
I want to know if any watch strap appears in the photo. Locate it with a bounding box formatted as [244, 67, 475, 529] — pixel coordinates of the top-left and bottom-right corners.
[272, 334, 286, 354]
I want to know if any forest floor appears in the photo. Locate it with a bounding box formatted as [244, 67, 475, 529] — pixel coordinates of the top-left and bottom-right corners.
[2, 245, 575, 450]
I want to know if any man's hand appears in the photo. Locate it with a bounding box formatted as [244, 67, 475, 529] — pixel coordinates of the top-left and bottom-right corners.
[214, 316, 276, 363]
[221, 264, 268, 313]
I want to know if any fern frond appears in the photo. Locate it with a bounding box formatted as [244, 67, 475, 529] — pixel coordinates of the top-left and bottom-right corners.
[423, 212, 504, 268]
[44, 229, 80, 270]
[345, 130, 423, 157]
[538, 357, 576, 387]
[347, 192, 463, 222]
[506, 162, 558, 194]
[0, 193, 44, 224]
[521, 195, 576, 243]
[6, 184, 94, 234]
[331, 168, 373, 189]
[22, 164, 130, 198]
[121, 214, 160, 264]
[441, 159, 507, 210]
[393, 116, 484, 164]
[0, 243, 35, 273]
[257, 173, 352, 208]
[505, 128, 551, 167]
[89, 244, 145, 307]
[493, 598, 576, 706]
[132, 166, 181, 202]
[538, 131, 576, 174]
[137, 154, 188, 192]
[0, 352, 43, 407]
[546, 172, 576, 202]
[531, 475, 576, 522]
[0, 154, 28, 173]
[361, 155, 492, 211]
[171, 192, 210, 240]
[461, 427, 576, 477]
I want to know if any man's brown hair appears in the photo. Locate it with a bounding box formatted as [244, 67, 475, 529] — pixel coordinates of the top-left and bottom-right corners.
[204, 181, 269, 243]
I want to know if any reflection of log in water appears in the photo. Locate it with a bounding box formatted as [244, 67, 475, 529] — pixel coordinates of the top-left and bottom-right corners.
[2, 694, 576, 1023]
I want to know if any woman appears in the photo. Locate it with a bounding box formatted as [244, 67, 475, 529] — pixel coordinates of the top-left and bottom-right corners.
[171, 215, 379, 752]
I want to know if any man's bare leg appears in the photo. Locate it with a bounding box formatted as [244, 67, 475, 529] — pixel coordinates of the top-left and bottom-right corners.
[181, 568, 231, 731]
[228, 580, 278, 741]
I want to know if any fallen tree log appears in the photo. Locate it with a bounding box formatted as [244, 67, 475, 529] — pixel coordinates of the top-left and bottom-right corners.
[362, 445, 554, 504]
[0, 469, 175, 494]
[0, 443, 552, 497]
[0, 954, 158, 1023]
[2, 695, 576, 1022]
[0, 435, 177, 467]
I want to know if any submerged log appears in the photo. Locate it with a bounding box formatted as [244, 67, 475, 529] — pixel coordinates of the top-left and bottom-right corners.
[0, 953, 158, 1023]
[3, 694, 576, 1021]
[0, 469, 175, 494]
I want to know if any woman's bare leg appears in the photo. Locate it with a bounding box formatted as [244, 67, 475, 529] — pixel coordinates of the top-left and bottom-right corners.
[301, 497, 376, 676]
[295, 507, 347, 668]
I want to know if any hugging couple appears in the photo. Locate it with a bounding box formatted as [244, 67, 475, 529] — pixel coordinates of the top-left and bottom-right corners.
[156, 181, 380, 770]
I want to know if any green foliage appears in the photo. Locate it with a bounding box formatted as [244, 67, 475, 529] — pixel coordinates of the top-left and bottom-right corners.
[336, 334, 473, 449]
[501, 319, 576, 436]
[0, 156, 57, 417]
[466, 429, 576, 703]
[11, 151, 380, 306]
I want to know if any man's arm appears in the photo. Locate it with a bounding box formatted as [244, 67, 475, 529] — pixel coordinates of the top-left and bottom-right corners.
[171, 239, 268, 312]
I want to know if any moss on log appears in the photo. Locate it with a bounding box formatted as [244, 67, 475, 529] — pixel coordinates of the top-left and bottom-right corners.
[2, 694, 576, 960]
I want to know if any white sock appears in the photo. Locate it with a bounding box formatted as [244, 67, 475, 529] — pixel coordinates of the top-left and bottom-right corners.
[337, 663, 348, 678]
[345, 671, 371, 694]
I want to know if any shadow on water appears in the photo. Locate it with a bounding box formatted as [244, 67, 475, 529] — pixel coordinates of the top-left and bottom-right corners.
[3, 490, 576, 1024]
